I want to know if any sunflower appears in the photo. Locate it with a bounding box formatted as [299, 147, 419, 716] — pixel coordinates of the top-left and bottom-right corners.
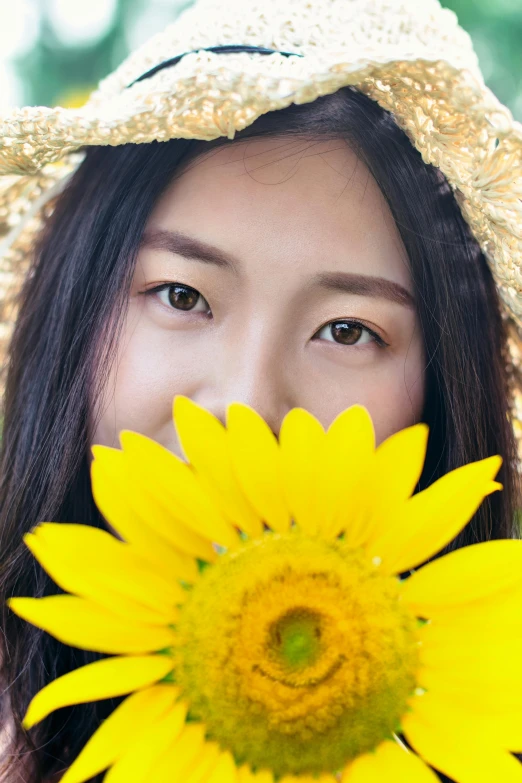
[8, 397, 522, 783]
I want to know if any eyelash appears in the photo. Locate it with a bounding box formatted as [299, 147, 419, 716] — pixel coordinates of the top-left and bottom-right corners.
[143, 283, 389, 348]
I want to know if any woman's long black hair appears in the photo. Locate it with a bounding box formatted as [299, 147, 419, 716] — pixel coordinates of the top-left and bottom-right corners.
[0, 87, 519, 781]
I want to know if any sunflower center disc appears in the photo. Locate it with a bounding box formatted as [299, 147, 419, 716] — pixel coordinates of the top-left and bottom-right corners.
[271, 609, 322, 670]
[175, 532, 420, 776]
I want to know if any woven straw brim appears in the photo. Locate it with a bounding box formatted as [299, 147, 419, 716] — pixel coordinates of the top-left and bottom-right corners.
[0, 51, 521, 453]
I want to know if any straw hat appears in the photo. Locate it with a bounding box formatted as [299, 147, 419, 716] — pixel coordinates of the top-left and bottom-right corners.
[0, 0, 521, 452]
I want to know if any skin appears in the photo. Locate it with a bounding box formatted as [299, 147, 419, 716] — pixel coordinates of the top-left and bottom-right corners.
[91, 137, 426, 457]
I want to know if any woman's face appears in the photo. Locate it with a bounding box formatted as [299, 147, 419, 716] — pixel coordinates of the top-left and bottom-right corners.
[91, 137, 426, 457]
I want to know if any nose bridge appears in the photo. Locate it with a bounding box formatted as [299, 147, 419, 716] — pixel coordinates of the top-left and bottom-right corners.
[198, 317, 292, 436]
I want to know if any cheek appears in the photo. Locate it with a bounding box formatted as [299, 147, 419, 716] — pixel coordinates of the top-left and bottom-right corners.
[359, 351, 426, 444]
[362, 374, 425, 444]
[308, 342, 426, 445]
[89, 308, 202, 449]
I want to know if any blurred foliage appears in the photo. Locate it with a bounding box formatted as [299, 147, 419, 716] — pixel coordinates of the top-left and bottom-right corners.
[16, 0, 192, 107]
[445, 0, 522, 120]
[14, 0, 522, 120]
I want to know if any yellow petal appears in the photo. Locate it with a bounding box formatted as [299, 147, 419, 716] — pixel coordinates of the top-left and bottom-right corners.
[22, 656, 174, 729]
[282, 777, 337, 783]
[419, 629, 522, 670]
[104, 701, 187, 783]
[252, 772, 274, 783]
[401, 539, 522, 615]
[414, 620, 522, 705]
[25, 523, 186, 624]
[61, 685, 179, 783]
[173, 396, 263, 538]
[279, 777, 337, 783]
[407, 690, 522, 753]
[363, 424, 429, 543]
[205, 750, 238, 783]
[251, 771, 274, 783]
[403, 709, 522, 783]
[145, 723, 206, 780]
[118, 467, 217, 562]
[279, 407, 326, 535]
[227, 402, 291, 533]
[418, 640, 522, 705]
[367, 456, 502, 574]
[418, 662, 522, 712]
[237, 765, 254, 783]
[413, 582, 522, 650]
[278, 777, 312, 783]
[341, 739, 440, 782]
[120, 431, 240, 550]
[91, 448, 201, 579]
[427, 574, 522, 625]
[418, 611, 522, 654]
[418, 608, 522, 660]
[322, 404, 375, 542]
[8, 596, 175, 654]
[237, 766, 274, 783]
[183, 743, 221, 783]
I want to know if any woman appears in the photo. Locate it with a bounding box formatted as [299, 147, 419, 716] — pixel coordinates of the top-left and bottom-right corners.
[0, 0, 520, 780]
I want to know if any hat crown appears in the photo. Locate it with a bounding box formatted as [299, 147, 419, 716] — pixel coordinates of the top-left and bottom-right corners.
[94, 0, 480, 102]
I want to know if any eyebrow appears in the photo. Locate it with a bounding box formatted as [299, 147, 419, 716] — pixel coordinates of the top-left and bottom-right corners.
[142, 228, 237, 269]
[141, 228, 415, 309]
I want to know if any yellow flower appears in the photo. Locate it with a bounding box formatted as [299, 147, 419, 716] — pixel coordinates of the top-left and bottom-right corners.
[8, 397, 522, 783]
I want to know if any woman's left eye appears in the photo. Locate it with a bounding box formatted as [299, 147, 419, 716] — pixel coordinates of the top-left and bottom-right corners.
[150, 283, 210, 313]
[314, 321, 383, 347]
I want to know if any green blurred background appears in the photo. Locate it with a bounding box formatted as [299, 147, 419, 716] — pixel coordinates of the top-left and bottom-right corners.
[1, 0, 521, 118]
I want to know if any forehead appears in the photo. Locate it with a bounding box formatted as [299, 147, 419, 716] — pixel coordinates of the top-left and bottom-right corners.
[148, 137, 411, 288]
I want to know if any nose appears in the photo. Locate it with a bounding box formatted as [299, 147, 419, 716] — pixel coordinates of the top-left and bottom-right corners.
[191, 336, 293, 440]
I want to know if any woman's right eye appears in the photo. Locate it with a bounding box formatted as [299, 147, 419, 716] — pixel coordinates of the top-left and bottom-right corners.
[152, 283, 210, 313]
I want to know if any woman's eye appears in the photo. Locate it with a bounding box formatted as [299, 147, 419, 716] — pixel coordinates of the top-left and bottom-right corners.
[315, 321, 380, 346]
[155, 284, 209, 313]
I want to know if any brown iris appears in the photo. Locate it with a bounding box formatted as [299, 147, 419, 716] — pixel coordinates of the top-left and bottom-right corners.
[168, 284, 200, 310]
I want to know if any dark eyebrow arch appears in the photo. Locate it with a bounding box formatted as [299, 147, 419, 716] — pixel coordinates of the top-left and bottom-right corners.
[141, 228, 238, 270]
[312, 271, 415, 308]
[141, 228, 415, 308]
